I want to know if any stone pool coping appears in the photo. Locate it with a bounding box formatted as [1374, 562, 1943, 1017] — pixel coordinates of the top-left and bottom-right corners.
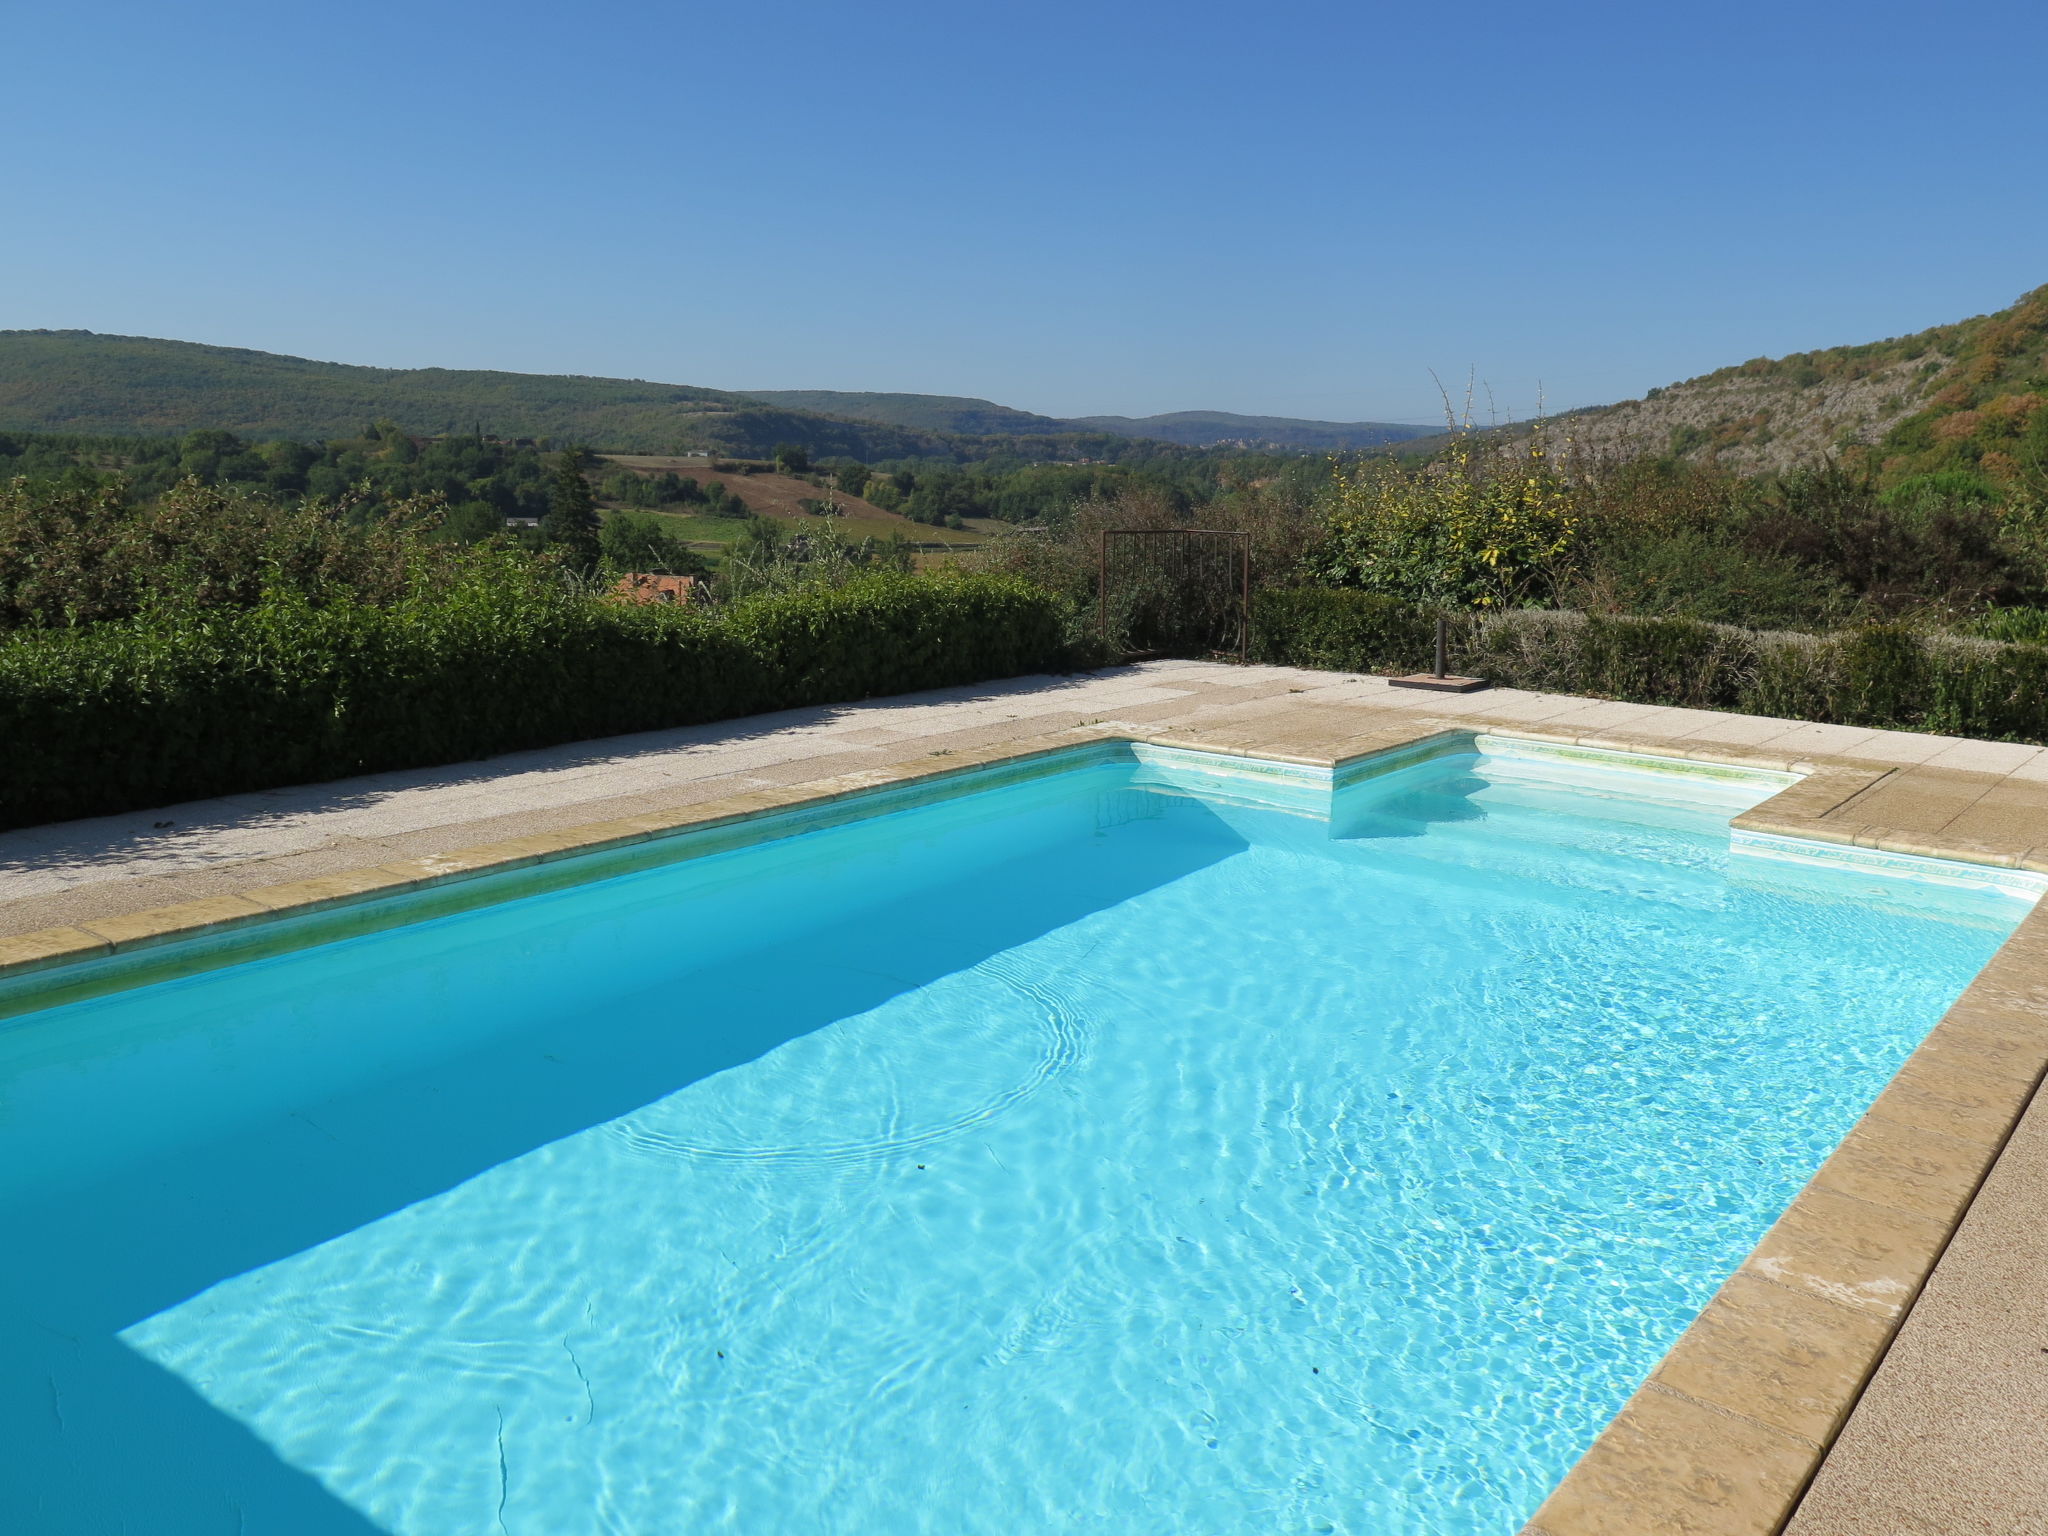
[4, 701, 2046, 1536]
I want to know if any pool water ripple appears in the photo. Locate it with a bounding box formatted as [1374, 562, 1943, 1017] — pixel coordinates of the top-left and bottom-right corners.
[0, 746, 2027, 1535]
[605, 952, 1097, 1166]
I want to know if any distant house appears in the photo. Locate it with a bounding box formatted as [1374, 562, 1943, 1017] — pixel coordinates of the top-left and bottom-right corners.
[504, 516, 541, 529]
[613, 572, 698, 605]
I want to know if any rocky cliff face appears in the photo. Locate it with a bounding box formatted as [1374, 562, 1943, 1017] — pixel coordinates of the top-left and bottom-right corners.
[1544, 351, 1949, 473]
[1429, 284, 2048, 485]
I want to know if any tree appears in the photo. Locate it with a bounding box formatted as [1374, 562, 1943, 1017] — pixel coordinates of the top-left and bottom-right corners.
[1302, 433, 1577, 609]
[177, 428, 242, 482]
[735, 516, 787, 562]
[599, 512, 710, 576]
[773, 443, 810, 474]
[443, 499, 504, 544]
[834, 461, 871, 496]
[542, 446, 601, 569]
[703, 479, 751, 518]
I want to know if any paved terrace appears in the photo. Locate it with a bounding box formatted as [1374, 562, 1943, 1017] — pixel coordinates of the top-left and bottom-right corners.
[6, 659, 2048, 1534]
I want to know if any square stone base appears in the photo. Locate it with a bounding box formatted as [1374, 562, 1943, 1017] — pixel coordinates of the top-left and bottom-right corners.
[1388, 674, 1490, 693]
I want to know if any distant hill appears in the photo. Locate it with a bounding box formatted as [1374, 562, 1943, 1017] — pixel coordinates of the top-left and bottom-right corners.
[0, 331, 1442, 466]
[0, 332, 1082, 462]
[745, 391, 1432, 450]
[1063, 410, 1434, 450]
[1432, 284, 2048, 483]
[743, 390, 1077, 438]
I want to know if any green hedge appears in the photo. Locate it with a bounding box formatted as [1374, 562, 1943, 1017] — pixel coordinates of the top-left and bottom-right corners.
[1252, 587, 2048, 743]
[0, 571, 1068, 829]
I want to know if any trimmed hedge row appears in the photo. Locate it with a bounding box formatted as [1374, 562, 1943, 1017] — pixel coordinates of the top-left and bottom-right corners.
[0, 572, 1068, 829]
[1252, 587, 2048, 743]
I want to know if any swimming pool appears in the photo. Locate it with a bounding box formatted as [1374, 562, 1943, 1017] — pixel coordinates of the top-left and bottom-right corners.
[0, 736, 2032, 1535]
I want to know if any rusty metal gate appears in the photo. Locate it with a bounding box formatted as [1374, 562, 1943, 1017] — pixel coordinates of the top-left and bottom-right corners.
[1097, 528, 1250, 662]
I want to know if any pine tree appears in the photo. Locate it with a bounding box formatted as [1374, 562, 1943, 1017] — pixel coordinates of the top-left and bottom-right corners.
[542, 446, 602, 570]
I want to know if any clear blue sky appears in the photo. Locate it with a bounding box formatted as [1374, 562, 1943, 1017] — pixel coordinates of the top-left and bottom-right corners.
[5, 0, 2044, 423]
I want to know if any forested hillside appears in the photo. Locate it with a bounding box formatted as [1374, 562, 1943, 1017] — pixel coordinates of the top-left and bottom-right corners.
[1449, 284, 2048, 486]
[747, 390, 1432, 450]
[744, 391, 1076, 437]
[0, 332, 1142, 463]
[1063, 410, 1432, 450]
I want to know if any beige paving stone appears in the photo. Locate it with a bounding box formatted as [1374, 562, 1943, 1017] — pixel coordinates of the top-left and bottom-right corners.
[1912, 1009, 2048, 1086]
[1767, 774, 1888, 821]
[93, 840, 426, 908]
[1574, 705, 1720, 740]
[1332, 724, 1458, 761]
[1520, 699, 1668, 731]
[1833, 769, 1994, 835]
[0, 924, 110, 974]
[1922, 740, 2046, 775]
[1941, 968, 2048, 1017]
[379, 846, 541, 882]
[0, 879, 184, 941]
[336, 802, 651, 869]
[1525, 1384, 1817, 1536]
[82, 894, 271, 947]
[1736, 813, 1874, 848]
[1455, 690, 1590, 723]
[1741, 1185, 1951, 1320]
[1951, 944, 2048, 1009]
[1999, 753, 2048, 783]
[1377, 689, 1508, 718]
[1650, 1272, 1896, 1444]
[242, 866, 422, 912]
[1756, 722, 1885, 756]
[1865, 1053, 2038, 1144]
[814, 724, 926, 747]
[1952, 776, 2048, 814]
[1783, 1082, 2048, 1536]
[1540, 704, 1687, 733]
[1865, 831, 2018, 867]
[1674, 711, 1814, 746]
[1938, 781, 2048, 848]
[1811, 1115, 2002, 1226]
[1844, 731, 1973, 765]
[454, 836, 591, 874]
[749, 747, 899, 784]
[1085, 695, 1247, 727]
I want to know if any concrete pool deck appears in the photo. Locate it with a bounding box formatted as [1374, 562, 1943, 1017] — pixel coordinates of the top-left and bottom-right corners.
[4, 658, 2046, 1534]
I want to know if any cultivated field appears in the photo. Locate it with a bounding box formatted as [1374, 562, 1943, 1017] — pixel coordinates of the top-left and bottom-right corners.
[601, 455, 999, 560]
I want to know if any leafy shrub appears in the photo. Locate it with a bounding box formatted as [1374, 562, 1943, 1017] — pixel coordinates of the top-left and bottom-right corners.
[1537, 458, 2040, 626]
[1973, 606, 2048, 645]
[1925, 640, 2048, 741]
[1833, 625, 1931, 728]
[1301, 434, 1577, 609]
[0, 570, 1068, 829]
[1562, 526, 1849, 631]
[1569, 615, 1756, 708]
[1251, 589, 2048, 744]
[1736, 464, 2029, 617]
[599, 512, 710, 576]
[723, 572, 1066, 709]
[0, 477, 454, 629]
[1248, 588, 1434, 674]
[1881, 470, 2004, 512]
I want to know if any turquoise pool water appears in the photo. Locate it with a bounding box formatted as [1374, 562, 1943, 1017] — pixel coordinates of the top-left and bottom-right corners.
[0, 739, 2031, 1536]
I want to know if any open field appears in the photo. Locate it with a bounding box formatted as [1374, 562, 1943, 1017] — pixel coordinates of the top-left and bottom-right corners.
[601, 455, 1000, 554]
